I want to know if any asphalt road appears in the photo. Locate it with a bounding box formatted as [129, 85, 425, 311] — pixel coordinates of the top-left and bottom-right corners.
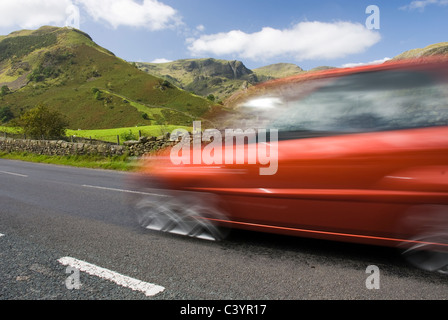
[1, 159, 448, 304]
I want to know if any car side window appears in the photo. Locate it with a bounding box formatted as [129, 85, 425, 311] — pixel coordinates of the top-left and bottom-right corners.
[251, 69, 448, 140]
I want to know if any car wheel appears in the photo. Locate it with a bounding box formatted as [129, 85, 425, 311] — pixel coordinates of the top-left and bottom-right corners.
[134, 188, 229, 241]
[399, 205, 448, 273]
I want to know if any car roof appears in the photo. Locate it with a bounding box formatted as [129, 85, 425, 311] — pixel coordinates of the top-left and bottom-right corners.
[263, 55, 448, 87]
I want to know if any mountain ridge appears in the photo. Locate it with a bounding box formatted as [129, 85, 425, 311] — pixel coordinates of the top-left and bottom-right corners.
[391, 42, 448, 60]
[1, 25, 447, 131]
[0, 26, 214, 129]
[135, 58, 307, 101]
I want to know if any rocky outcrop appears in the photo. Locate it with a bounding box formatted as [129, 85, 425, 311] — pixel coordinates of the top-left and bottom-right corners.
[183, 58, 253, 80]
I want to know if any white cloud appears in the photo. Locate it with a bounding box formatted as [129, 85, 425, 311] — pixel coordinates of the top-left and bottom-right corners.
[0, 0, 181, 31]
[400, 0, 448, 11]
[76, 0, 182, 30]
[341, 57, 391, 68]
[151, 58, 172, 63]
[0, 0, 73, 29]
[187, 21, 381, 62]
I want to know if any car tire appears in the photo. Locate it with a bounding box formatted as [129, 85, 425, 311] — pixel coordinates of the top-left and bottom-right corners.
[134, 188, 230, 241]
[399, 205, 448, 273]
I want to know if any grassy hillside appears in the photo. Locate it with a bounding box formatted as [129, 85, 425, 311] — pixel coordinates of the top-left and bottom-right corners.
[392, 42, 448, 60]
[136, 58, 265, 101]
[252, 63, 304, 79]
[0, 26, 215, 129]
[136, 59, 315, 103]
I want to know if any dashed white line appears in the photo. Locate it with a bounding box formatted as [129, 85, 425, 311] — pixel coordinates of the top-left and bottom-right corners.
[0, 170, 28, 178]
[57, 256, 165, 297]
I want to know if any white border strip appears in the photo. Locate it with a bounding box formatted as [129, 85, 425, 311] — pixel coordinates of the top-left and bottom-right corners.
[58, 256, 165, 297]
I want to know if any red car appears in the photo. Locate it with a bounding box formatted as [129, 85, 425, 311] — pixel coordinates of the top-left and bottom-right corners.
[130, 56, 448, 273]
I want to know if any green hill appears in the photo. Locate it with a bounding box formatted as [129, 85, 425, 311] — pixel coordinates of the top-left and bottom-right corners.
[135, 58, 264, 102]
[136, 59, 314, 102]
[0, 26, 214, 129]
[252, 63, 304, 79]
[392, 42, 448, 60]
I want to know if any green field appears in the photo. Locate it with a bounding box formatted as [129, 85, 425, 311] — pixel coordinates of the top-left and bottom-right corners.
[66, 125, 192, 143]
[0, 124, 192, 144]
[0, 126, 20, 134]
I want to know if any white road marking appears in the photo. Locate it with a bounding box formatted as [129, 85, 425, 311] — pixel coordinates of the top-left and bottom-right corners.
[0, 170, 28, 178]
[57, 256, 165, 297]
[0, 233, 4, 237]
[82, 184, 169, 197]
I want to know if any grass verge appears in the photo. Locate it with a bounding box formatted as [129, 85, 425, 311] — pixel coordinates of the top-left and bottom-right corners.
[0, 152, 136, 171]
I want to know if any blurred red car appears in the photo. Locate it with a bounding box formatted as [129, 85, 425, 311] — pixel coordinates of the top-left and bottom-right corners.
[131, 57, 448, 272]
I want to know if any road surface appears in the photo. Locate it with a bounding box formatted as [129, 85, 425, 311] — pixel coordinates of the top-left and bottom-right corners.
[1, 159, 448, 305]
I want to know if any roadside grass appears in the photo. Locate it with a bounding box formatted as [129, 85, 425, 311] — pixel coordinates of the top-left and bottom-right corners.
[0, 123, 188, 171]
[0, 152, 136, 171]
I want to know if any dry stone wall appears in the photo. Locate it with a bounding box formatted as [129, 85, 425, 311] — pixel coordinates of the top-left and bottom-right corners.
[0, 134, 175, 157]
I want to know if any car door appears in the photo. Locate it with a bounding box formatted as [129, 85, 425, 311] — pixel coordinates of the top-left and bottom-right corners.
[219, 65, 448, 243]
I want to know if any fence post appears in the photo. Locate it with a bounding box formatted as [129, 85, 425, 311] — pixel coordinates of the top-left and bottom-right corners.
[117, 135, 120, 145]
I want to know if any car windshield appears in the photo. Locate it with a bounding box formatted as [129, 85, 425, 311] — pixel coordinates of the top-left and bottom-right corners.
[236, 69, 448, 139]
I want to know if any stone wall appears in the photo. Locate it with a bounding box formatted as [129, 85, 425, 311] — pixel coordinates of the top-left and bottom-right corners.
[0, 134, 175, 157]
[123, 135, 175, 157]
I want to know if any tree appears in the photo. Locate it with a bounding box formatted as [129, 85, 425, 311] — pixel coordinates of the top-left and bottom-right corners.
[0, 106, 14, 123]
[0, 85, 10, 97]
[17, 104, 69, 139]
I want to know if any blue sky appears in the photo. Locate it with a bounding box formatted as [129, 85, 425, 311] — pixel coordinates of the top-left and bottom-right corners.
[0, 0, 447, 70]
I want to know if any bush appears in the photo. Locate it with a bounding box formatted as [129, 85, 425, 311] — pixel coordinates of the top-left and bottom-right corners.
[0, 106, 14, 123]
[0, 85, 10, 97]
[28, 65, 60, 82]
[94, 90, 103, 100]
[120, 129, 138, 141]
[16, 104, 69, 139]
